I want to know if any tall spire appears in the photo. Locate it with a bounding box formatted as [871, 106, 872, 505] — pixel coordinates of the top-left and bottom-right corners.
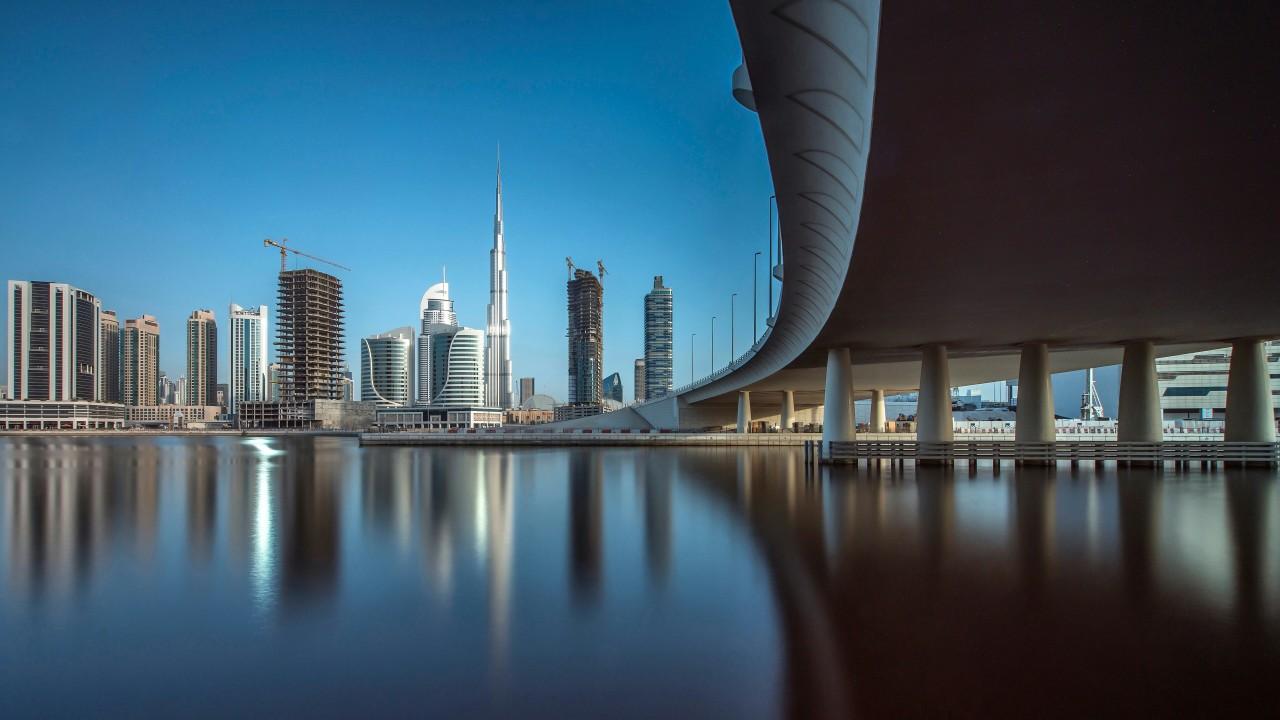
[485, 145, 514, 408]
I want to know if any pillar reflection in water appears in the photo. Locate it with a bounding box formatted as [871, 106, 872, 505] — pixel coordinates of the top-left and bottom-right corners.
[1011, 467, 1056, 599]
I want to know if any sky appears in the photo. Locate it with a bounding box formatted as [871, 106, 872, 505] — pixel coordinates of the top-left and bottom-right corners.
[1, 0, 1119, 415]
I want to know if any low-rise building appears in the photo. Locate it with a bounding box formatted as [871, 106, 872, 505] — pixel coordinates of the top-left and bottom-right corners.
[505, 408, 554, 425]
[238, 399, 376, 430]
[0, 401, 125, 430]
[376, 406, 503, 430]
[554, 403, 604, 422]
[126, 405, 223, 428]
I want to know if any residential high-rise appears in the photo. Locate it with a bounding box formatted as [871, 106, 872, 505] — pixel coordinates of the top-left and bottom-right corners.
[100, 310, 121, 403]
[567, 268, 604, 405]
[643, 276, 673, 399]
[6, 280, 102, 401]
[268, 363, 282, 400]
[186, 309, 218, 407]
[123, 315, 160, 406]
[361, 326, 414, 407]
[421, 326, 485, 407]
[485, 152, 514, 408]
[229, 304, 269, 414]
[417, 279, 459, 405]
[603, 372, 623, 404]
[634, 359, 646, 403]
[518, 377, 535, 405]
[276, 269, 344, 401]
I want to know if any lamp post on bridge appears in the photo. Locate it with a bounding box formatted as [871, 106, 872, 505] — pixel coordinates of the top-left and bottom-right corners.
[753, 251, 761, 342]
[690, 332, 696, 383]
[730, 293, 737, 360]
[711, 316, 716, 373]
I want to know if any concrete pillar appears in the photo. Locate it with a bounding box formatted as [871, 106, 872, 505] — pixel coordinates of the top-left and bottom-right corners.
[1225, 339, 1276, 442]
[736, 391, 752, 434]
[780, 390, 795, 432]
[822, 348, 854, 445]
[1117, 341, 1162, 442]
[1015, 342, 1055, 442]
[917, 345, 953, 442]
[869, 389, 886, 433]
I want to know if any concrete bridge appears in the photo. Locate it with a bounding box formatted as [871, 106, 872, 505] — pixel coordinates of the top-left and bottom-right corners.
[561, 1, 1280, 445]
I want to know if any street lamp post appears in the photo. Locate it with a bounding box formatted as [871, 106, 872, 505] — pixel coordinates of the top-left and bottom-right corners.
[711, 316, 717, 373]
[752, 251, 761, 342]
[768, 195, 775, 320]
[691, 332, 696, 383]
[731, 293, 737, 359]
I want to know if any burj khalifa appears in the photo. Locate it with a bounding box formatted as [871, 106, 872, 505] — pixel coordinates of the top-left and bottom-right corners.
[485, 150, 514, 408]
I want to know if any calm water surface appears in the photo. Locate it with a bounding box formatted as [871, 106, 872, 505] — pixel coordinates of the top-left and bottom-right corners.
[1, 436, 1277, 718]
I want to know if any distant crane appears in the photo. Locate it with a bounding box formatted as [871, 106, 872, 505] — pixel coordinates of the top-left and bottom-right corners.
[565, 256, 575, 279]
[263, 238, 352, 274]
[597, 260, 608, 281]
[1080, 367, 1105, 420]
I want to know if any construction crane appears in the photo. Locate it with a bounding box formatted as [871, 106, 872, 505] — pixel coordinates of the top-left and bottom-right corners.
[1080, 367, 1105, 420]
[263, 238, 352, 273]
[597, 259, 607, 280]
[565, 256, 575, 279]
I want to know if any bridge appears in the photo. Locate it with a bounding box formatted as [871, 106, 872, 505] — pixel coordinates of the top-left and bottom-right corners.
[566, 0, 1280, 448]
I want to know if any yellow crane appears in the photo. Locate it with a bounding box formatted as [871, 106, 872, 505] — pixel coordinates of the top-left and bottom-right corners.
[262, 238, 352, 273]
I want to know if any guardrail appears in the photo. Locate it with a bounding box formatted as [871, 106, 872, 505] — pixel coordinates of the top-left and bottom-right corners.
[806, 440, 1280, 466]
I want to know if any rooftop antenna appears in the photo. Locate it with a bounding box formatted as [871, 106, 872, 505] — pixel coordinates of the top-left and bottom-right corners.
[442, 265, 447, 284]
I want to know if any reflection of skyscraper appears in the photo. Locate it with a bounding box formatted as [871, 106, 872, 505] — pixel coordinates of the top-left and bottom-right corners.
[643, 276, 673, 400]
[567, 269, 603, 405]
[642, 455, 672, 585]
[186, 443, 218, 565]
[568, 451, 602, 604]
[483, 451, 515, 672]
[280, 449, 339, 605]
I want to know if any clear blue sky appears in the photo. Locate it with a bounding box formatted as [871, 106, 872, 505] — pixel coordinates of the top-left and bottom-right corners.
[1, 0, 1117, 414]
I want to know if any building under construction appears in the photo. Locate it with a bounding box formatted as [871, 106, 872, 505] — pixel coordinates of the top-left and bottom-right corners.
[567, 268, 603, 407]
[277, 268, 345, 402]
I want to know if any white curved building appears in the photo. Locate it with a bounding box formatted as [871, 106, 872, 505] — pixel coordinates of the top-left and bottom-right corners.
[361, 326, 414, 407]
[425, 327, 485, 408]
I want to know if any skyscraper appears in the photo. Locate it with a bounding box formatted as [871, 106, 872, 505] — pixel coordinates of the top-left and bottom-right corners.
[634, 359, 646, 403]
[567, 268, 604, 405]
[123, 315, 160, 406]
[518, 377, 535, 405]
[6, 280, 102, 401]
[361, 326, 414, 407]
[644, 276, 673, 400]
[229, 304, 268, 414]
[417, 279, 458, 405]
[485, 152, 514, 409]
[277, 269, 344, 401]
[602, 372, 623, 404]
[186, 309, 218, 407]
[100, 310, 121, 403]
[422, 327, 485, 407]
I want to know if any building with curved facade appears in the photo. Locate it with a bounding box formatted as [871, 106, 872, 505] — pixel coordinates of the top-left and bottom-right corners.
[423, 327, 485, 408]
[360, 327, 413, 407]
[417, 279, 458, 405]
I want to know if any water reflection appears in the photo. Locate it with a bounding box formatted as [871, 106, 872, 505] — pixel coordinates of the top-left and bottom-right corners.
[1, 438, 1277, 718]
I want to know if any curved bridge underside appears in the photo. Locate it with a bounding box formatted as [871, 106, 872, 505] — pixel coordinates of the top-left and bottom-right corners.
[632, 0, 1280, 428]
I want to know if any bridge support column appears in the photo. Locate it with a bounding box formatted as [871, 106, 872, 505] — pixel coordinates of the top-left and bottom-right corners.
[780, 390, 795, 432]
[822, 348, 854, 447]
[1225, 339, 1276, 443]
[736, 391, 752, 434]
[870, 389, 886, 434]
[917, 344, 953, 443]
[1015, 342, 1055, 443]
[1118, 341, 1162, 442]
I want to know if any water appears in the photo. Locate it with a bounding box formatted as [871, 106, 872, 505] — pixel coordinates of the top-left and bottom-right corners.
[1, 436, 1277, 718]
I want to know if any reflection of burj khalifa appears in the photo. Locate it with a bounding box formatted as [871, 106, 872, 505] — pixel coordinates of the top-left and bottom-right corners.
[485, 149, 514, 408]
